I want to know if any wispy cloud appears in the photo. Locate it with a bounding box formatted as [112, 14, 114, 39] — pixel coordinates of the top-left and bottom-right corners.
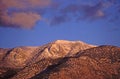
[50, 0, 120, 25]
[0, 0, 119, 28]
[50, 15, 69, 25]
[50, 2, 106, 25]
[78, 2, 105, 20]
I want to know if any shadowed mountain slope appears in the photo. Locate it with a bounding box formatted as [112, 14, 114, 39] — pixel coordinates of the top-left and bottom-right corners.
[40, 45, 120, 79]
[0, 40, 120, 79]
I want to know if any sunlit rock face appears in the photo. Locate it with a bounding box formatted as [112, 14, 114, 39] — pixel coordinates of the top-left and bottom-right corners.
[0, 40, 95, 68]
[0, 40, 120, 79]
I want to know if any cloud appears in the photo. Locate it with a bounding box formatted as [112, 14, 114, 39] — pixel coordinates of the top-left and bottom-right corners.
[0, 0, 51, 29]
[50, 0, 120, 25]
[0, 0, 119, 28]
[28, 0, 51, 7]
[1, 12, 41, 29]
[50, 2, 106, 25]
[50, 15, 69, 25]
[1, 0, 51, 9]
[79, 2, 105, 20]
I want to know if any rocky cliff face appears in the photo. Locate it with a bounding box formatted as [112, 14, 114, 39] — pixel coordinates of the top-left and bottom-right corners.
[0, 40, 120, 79]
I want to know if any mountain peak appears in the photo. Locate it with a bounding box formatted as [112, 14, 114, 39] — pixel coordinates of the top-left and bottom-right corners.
[53, 40, 90, 44]
[0, 40, 95, 68]
[53, 40, 96, 47]
[53, 40, 80, 43]
[0, 40, 119, 79]
[45, 40, 96, 58]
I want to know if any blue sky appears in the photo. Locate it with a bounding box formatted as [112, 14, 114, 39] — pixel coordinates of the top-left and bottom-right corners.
[0, 0, 120, 48]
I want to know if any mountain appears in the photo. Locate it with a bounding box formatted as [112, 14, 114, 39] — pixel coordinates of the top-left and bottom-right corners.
[0, 40, 120, 79]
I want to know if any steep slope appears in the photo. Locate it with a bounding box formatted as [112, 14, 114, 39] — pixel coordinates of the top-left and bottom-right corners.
[39, 45, 120, 79]
[0, 40, 95, 79]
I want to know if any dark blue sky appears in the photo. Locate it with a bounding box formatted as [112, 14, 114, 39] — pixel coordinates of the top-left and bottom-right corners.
[0, 0, 120, 48]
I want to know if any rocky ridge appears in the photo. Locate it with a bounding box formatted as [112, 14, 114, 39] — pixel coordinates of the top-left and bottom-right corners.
[0, 40, 119, 79]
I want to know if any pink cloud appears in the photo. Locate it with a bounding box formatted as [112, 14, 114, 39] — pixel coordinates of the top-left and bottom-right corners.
[1, 12, 41, 29]
[0, 0, 51, 29]
[0, 0, 119, 28]
[1, 0, 25, 9]
[28, 0, 51, 7]
[1, 0, 51, 9]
